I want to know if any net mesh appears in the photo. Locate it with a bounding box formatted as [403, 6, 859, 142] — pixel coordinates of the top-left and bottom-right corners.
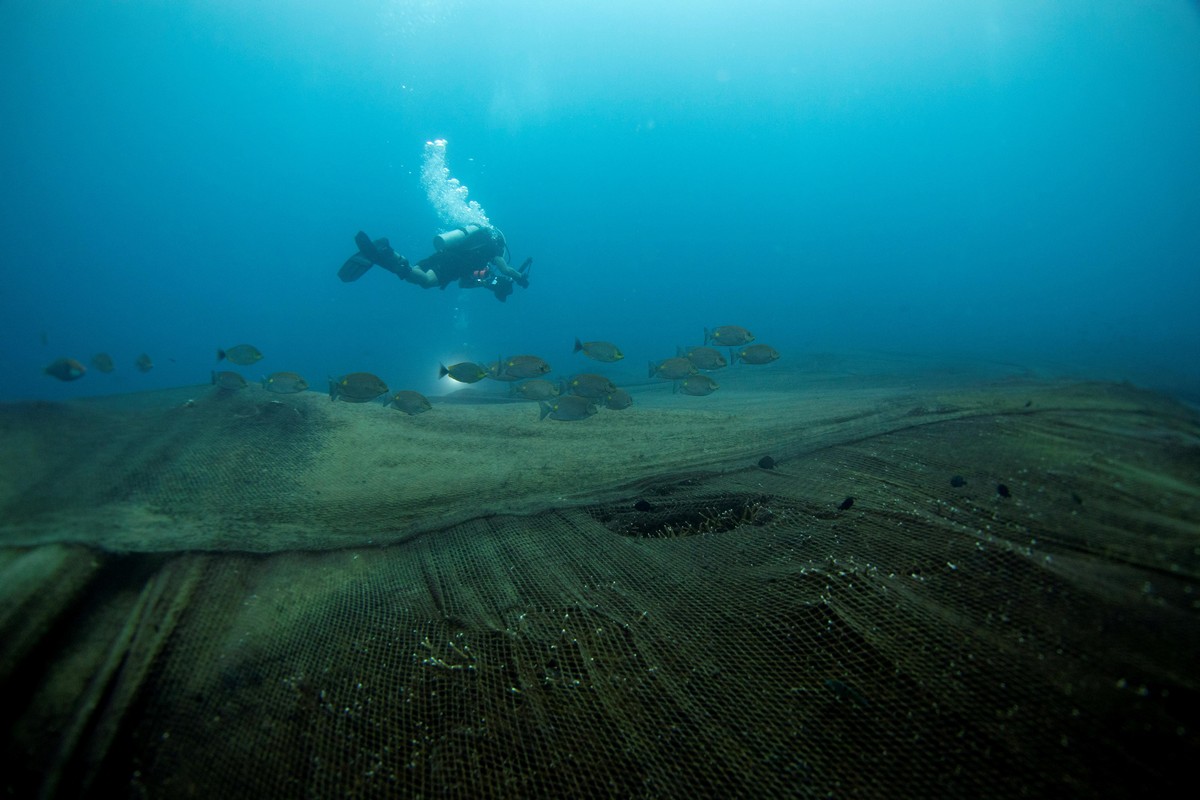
[1, 363, 1197, 797]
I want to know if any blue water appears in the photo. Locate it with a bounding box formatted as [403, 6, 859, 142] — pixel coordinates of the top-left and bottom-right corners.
[3, 1, 1198, 403]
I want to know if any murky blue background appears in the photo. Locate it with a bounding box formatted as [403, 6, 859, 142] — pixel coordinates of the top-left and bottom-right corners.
[3, 1, 1198, 402]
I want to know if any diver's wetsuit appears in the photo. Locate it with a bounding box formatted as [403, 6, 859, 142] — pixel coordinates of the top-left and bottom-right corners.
[418, 233, 505, 288]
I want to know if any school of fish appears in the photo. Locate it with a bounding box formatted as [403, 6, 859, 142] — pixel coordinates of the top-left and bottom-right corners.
[40, 327, 780, 422]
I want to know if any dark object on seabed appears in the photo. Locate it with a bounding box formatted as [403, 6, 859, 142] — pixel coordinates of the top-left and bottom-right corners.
[634, 499, 653, 512]
[950, 475, 966, 488]
[997, 484, 1012, 498]
[758, 455, 776, 470]
[838, 497, 855, 511]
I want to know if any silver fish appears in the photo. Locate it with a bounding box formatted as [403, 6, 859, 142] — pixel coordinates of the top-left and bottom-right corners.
[605, 388, 633, 410]
[704, 325, 754, 346]
[510, 379, 563, 401]
[566, 373, 617, 399]
[387, 390, 433, 415]
[330, 372, 389, 402]
[439, 362, 489, 383]
[574, 337, 623, 363]
[212, 370, 248, 390]
[498, 354, 552, 379]
[675, 375, 719, 396]
[678, 345, 727, 371]
[217, 344, 264, 365]
[733, 344, 780, 365]
[262, 372, 309, 393]
[649, 357, 697, 380]
[539, 395, 598, 421]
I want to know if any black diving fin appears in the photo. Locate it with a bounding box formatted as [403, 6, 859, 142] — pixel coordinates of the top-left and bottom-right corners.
[354, 230, 383, 262]
[340, 231, 410, 281]
[338, 252, 373, 282]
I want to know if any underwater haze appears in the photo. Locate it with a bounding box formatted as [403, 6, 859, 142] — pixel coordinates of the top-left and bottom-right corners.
[2, 0, 1199, 403]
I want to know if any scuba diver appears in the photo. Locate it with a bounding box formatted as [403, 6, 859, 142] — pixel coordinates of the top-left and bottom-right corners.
[338, 224, 532, 302]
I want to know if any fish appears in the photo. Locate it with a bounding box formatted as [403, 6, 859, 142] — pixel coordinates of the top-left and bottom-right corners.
[498, 354, 552, 379]
[574, 337, 623, 362]
[510, 379, 563, 401]
[439, 362, 489, 383]
[732, 344, 780, 365]
[997, 484, 1011, 498]
[135, 353, 154, 372]
[674, 375, 719, 396]
[329, 372, 389, 402]
[838, 497, 855, 511]
[678, 345, 727, 371]
[538, 395, 598, 421]
[605, 388, 633, 410]
[484, 361, 523, 382]
[44, 357, 86, 382]
[261, 372, 309, 394]
[648, 357, 697, 380]
[704, 325, 754, 346]
[387, 390, 433, 415]
[566, 373, 617, 399]
[217, 344, 264, 365]
[211, 370, 248, 390]
[91, 353, 115, 373]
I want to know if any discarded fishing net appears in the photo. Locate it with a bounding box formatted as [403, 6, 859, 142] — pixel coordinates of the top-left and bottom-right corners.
[1, 359, 1196, 797]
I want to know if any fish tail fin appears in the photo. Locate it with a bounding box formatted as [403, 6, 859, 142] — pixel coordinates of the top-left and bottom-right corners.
[574, 337, 583, 353]
[538, 401, 552, 421]
[438, 364, 449, 379]
[216, 349, 226, 362]
[647, 360, 656, 379]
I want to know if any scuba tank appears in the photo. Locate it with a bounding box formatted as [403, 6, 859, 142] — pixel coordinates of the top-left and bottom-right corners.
[433, 224, 491, 252]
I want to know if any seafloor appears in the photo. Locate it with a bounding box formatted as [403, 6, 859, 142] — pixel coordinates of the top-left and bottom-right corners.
[2, 354, 1197, 797]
